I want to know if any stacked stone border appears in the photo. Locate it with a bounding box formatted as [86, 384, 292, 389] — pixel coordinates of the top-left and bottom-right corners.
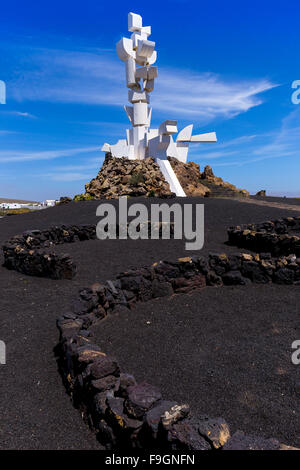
[3, 220, 299, 449]
[57, 254, 299, 450]
[2, 222, 175, 280]
[228, 216, 300, 256]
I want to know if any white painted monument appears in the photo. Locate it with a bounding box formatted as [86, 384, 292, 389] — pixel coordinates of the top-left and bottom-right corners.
[102, 12, 217, 196]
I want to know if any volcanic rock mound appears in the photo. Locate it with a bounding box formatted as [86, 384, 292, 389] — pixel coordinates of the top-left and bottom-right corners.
[169, 158, 249, 198]
[84, 154, 249, 199]
[167, 157, 210, 197]
[199, 164, 249, 198]
[84, 154, 173, 199]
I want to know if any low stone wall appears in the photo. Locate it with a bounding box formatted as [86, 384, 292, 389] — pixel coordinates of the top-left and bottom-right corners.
[2, 225, 96, 279]
[2, 222, 175, 279]
[57, 255, 297, 450]
[228, 216, 300, 256]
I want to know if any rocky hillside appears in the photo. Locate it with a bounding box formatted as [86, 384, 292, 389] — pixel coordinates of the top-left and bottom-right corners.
[84, 154, 173, 199]
[82, 153, 249, 199]
[169, 157, 249, 198]
[168, 158, 210, 197]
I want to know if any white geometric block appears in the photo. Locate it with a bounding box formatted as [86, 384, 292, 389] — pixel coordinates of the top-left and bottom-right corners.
[167, 137, 180, 159]
[147, 128, 159, 146]
[116, 37, 135, 61]
[133, 102, 148, 126]
[141, 26, 151, 37]
[137, 40, 155, 58]
[133, 125, 147, 159]
[135, 66, 148, 80]
[110, 139, 129, 158]
[131, 31, 148, 50]
[147, 134, 159, 157]
[147, 50, 157, 65]
[176, 124, 193, 142]
[156, 159, 186, 197]
[146, 107, 152, 128]
[175, 142, 190, 163]
[128, 145, 135, 159]
[125, 57, 137, 88]
[159, 120, 178, 135]
[147, 66, 158, 80]
[128, 12, 143, 32]
[190, 132, 217, 142]
[124, 105, 134, 124]
[101, 143, 111, 152]
[144, 79, 154, 93]
[128, 89, 149, 103]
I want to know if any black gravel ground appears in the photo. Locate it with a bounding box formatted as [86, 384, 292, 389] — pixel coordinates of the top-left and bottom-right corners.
[0, 197, 299, 449]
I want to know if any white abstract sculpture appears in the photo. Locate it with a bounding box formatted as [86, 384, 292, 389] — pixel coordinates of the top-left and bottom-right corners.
[102, 12, 217, 197]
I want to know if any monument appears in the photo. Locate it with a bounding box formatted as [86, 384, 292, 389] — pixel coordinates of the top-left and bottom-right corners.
[102, 12, 217, 196]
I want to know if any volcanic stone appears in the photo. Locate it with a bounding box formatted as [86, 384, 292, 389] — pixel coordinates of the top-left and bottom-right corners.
[167, 421, 211, 450]
[144, 400, 177, 440]
[197, 415, 231, 449]
[161, 404, 190, 428]
[125, 382, 162, 419]
[87, 355, 120, 379]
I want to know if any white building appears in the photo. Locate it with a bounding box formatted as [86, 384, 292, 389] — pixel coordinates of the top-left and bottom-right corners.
[43, 200, 57, 207]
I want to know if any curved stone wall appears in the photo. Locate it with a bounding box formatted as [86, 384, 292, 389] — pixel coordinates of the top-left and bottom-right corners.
[56, 255, 298, 450]
[228, 216, 300, 256]
[2, 222, 174, 279]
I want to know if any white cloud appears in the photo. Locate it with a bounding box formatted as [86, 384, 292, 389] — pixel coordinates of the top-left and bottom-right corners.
[8, 46, 277, 122]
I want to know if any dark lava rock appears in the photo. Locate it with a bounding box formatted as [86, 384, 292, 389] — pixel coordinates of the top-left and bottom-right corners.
[87, 355, 120, 379]
[206, 270, 223, 286]
[125, 382, 162, 419]
[106, 397, 142, 431]
[197, 415, 231, 449]
[91, 375, 119, 393]
[152, 279, 173, 298]
[274, 267, 295, 285]
[96, 419, 116, 449]
[117, 373, 137, 398]
[167, 420, 211, 451]
[144, 400, 177, 440]
[222, 270, 250, 286]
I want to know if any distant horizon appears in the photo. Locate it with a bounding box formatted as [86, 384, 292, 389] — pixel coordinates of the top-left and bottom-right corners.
[1, 189, 300, 204]
[0, 0, 299, 200]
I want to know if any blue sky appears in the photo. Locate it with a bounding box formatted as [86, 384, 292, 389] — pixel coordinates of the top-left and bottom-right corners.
[0, 0, 299, 200]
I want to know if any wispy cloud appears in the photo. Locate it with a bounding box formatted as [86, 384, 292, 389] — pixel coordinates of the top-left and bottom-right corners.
[40, 156, 104, 181]
[194, 108, 300, 168]
[8, 46, 277, 122]
[42, 172, 95, 182]
[0, 130, 15, 135]
[12, 111, 37, 118]
[154, 71, 276, 119]
[2, 110, 37, 118]
[0, 146, 99, 163]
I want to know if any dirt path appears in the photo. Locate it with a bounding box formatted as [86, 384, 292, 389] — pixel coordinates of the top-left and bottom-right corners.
[232, 197, 300, 213]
